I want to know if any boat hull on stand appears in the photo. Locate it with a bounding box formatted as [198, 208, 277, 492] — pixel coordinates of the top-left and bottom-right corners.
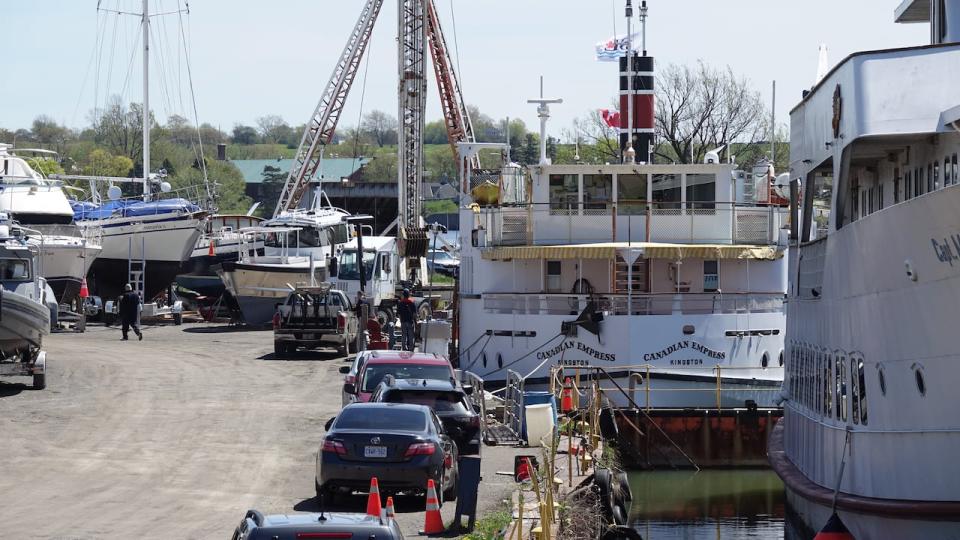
[0, 286, 51, 356]
[218, 260, 324, 326]
[36, 236, 101, 303]
[80, 212, 205, 300]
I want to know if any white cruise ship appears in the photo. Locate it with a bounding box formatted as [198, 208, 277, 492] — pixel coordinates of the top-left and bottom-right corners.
[768, 1, 960, 536]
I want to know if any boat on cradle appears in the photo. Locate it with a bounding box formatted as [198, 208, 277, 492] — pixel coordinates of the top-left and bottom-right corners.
[218, 204, 351, 325]
[768, 1, 960, 536]
[72, 193, 207, 301]
[177, 214, 264, 298]
[0, 145, 102, 304]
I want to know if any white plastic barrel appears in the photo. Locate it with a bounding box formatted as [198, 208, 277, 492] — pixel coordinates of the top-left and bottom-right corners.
[524, 403, 556, 447]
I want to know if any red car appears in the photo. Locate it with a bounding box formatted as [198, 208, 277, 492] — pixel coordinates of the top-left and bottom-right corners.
[343, 351, 455, 404]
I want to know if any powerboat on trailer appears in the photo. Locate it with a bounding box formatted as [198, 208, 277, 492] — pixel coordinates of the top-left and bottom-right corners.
[177, 214, 265, 298]
[0, 212, 53, 389]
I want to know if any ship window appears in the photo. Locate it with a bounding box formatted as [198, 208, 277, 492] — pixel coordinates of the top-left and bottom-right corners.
[878, 184, 884, 210]
[685, 174, 716, 213]
[825, 354, 833, 419]
[652, 173, 682, 211]
[549, 174, 579, 214]
[703, 260, 719, 292]
[861, 190, 867, 218]
[617, 174, 647, 215]
[850, 357, 860, 424]
[583, 174, 613, 213]
[934, 161, 940, 191]
[953, 155, 958, 188]
[916, 167, 923, 195]
[815, 352, 822, 413]
[779, 350, 784, 367]
[836, 355, 847, 421]
[761, 351, 769, 369]
[928, 163, 934, 193]
[905, 170, 912, 200]
[945, 158, 952, 186]
[877, 365, 886, 396]
[915, 367, 926, 396]
[545, 260, 562, 293]
[893, 169, 900, 204]
[858, 359, 867, 425]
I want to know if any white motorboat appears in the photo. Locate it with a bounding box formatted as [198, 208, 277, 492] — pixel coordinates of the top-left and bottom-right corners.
[218, 205, 351, 325]
[0, 216, 52, 357]
[177, 214, 265, 298]
[769, 1, 960, 536]
[0, 145, 102, 303]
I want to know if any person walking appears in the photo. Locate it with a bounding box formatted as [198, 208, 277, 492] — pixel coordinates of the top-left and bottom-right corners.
[396, 289, 417, 351]
[118, 284, 142, 341]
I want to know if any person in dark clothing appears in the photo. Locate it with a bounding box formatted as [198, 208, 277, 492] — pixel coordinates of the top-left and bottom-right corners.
[396, 288, 417, 351]
[118, 284, 142, 341]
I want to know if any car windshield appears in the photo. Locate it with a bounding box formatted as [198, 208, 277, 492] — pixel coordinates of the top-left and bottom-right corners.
[429, 251, 456, 263]
[384, 390, 469, 413]
[335, 406, 426, 431]
[361, 364, 452, 392]
[338, 249, 375, 281]
[0, 258, 31, 281]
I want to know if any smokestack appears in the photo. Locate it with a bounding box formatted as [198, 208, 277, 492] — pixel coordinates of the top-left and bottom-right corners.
[619, 1, 654, 163]
[217, 143, 226, 161]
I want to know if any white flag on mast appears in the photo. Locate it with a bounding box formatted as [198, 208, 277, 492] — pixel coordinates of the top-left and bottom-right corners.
[595, 33, 641, 62]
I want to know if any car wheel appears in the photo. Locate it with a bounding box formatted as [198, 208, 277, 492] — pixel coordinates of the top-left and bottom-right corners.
[315, 479, 323, 501]
[173, 312, 182, 325]
[274, 342, 285, 357]
[32, 373, 45, 390]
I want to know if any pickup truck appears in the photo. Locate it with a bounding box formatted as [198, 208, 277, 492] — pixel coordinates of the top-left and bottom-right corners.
[273, 286, 359, 356]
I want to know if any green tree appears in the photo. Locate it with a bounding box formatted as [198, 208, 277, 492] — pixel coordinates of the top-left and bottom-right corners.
[171, 160, 251, 214]
[363, 154, 397, 183]
[25, 157, 64, 177]
[257, 165, 288, 216]
[83, 148, 134, 177]
[231, 124, 259, 145]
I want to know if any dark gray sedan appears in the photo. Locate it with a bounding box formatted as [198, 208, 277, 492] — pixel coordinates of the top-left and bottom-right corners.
[316, 403, 459, 505]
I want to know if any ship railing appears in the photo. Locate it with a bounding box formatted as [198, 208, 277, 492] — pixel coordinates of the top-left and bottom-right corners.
[481, 292, 785, 316]
[551, 363, 785, 413]
[502, 369, 525, 438]
[474, 201, 787, 247]
[75, 183, 212, 220]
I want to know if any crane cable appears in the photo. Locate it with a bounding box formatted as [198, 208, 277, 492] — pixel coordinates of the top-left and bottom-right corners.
[349, 38, 374, 175]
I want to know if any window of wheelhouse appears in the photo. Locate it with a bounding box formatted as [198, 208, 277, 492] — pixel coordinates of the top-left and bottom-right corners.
[583, 174, 613, 213]
[686, 174, 716, 213]
[945, 158, 952, 187]
[549, 174, 578, 214]
[916, 167, 923, 196]
[905, 170, 912, 200]
[836, 355, 847, 421]
[703, 260, 719, 293]
[953, 154, 958, 188]
[893, 168, 900, 204]
[824, 354, 833, 419]
[617, 174, 647, 215]
[857, 358, 867, 425]
[652, 173, 682, 211]
[928, 163, 934, 192]
[934, 161, 940, 191]
[0, 259, 31, 282]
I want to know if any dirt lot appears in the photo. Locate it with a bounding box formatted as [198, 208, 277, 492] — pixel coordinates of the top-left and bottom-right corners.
[0, 323, 517, 539]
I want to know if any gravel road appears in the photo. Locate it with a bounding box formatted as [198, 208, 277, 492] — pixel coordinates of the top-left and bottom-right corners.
[0, 323, 515, 539]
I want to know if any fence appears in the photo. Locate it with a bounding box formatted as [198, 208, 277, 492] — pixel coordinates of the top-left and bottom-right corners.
[481, 292, 785, 316]
[474, 202, 786, 247]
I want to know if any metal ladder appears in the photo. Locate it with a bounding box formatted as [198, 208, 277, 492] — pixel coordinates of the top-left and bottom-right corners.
[128, 237, 146, 300]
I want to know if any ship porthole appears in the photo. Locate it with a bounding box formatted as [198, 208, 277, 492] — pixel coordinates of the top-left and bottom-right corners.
[482, 352, 487, 368]
[761, 352, 769, 369]
[914, 367, 926, 396]
[877, 365, 887, 396]
[778, 351, 784, 367]
[497, 353, 504, 369]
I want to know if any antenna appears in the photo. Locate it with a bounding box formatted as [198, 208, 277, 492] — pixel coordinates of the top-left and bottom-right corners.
[640, 0, 648, 55]
[526, 76, 562, 166]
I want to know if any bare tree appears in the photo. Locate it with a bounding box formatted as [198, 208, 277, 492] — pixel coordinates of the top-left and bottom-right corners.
[567, 108, 620, 164]
[90, 96, 153, 166]
[654, 61, 767, 164]
[360, 110, 398, 147]
[256, 115, 294, 145]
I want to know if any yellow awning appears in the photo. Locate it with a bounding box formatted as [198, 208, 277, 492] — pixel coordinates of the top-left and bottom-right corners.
[481, 242, 783, 261]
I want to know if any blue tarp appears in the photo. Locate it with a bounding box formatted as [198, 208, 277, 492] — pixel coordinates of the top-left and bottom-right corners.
[72, 198, 201, 221]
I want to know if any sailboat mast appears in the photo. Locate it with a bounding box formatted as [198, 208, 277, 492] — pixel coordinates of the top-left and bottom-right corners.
[142, 0, 151, 200]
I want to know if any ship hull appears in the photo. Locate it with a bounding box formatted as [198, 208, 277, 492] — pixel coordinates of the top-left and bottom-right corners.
[0, 289, 51, 355]
[218, 260, 324, 325]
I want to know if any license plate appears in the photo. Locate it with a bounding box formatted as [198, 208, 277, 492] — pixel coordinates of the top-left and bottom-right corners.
[364, 445, 387, 458]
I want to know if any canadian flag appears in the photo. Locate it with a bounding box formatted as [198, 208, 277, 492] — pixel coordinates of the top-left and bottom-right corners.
[600, 109, 621, 129]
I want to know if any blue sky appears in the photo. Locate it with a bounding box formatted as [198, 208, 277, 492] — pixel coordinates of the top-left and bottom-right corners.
[1, 1, 929, 138]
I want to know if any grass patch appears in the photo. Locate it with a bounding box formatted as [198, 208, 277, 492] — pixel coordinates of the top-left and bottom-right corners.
[430, 273, 455, 285]
[461, 508, 512, 540]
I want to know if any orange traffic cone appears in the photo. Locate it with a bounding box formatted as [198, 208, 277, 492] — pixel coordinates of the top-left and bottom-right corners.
[207, 240, 215, 257]
[366, 477, 382, 518]
[384, 496, 396, 522]
[79, 278, 89, 299]
[561, 377, 574, 413]
[420, 478, 444, 535]
[814, 512, 854, 539]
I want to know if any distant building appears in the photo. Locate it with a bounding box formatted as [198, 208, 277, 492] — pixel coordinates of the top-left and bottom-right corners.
[231, 157, 371, 200]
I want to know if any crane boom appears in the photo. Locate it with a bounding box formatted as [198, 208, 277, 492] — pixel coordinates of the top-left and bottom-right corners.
[398, 0, 427, 231]
[425, 0, 480, 170]
[273, 0, 385, 217]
